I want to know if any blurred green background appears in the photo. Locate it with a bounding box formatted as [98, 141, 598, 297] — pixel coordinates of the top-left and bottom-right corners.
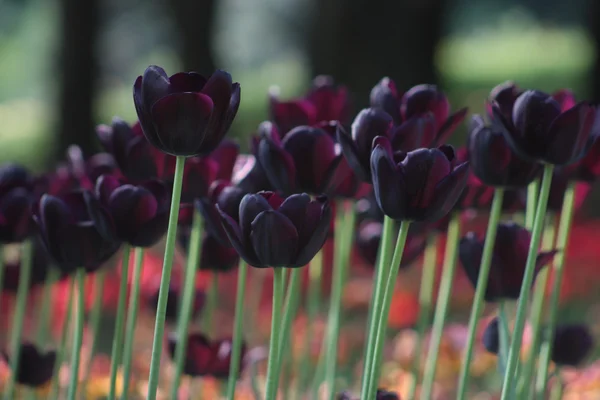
[0, 0, 596, 171]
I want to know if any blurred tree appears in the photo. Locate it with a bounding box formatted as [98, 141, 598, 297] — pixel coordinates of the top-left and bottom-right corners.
[169, 0, 216, 73]
[306, 0, 446, 107]
[56, 0, 100, 160]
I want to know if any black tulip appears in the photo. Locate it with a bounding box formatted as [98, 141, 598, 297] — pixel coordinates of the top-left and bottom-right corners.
[3, 238, 54, 292]
[482, 317, 500, 354]
[459, 222, 557, 302]
[199, 235, 240, 272]
[32, 190, 121, 274]
[551, 324, 593, 366]
[217, 191, 331, 268]
[0, 163, 34, 243]
[133, 66, 240, 157]
[2, 343, 56, 387]
[149, 284, 204, 322]
[96, 175, 169, 247]
[370, 136, 469, 222]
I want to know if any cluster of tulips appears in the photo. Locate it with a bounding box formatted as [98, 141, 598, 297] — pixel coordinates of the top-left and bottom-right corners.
[0, 65, 599, 400]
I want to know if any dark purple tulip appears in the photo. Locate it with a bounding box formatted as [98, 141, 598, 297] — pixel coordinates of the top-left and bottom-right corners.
[149, 284, 204, 322]
[551, 324, 593, 366]
[2, 238, 53, 292]
[217, 191, 331, 268]
[232, 138, 274, 194]
[257, 121, 362, 197]
[336, 389, 400, 400]
[32, 190, 121, 273]
[97, 118, 164, 182]
[167, 332, 246, 378]
[96, 175, 169, 247]
[269, 75, 350, 133]
[2, 343, 56, 387]
[370, 136, 469, 222]
[494, 89, 597, 165]
[66, 145, 121, 190]
[199, 234, 239, 272]
[485, 81, 522, 122]
[0, 163, 34, 243]
[552, 89, 577, 112]
[133, 66, 241, 156]
[356, 220, 426, 269]
[482, 317, 500, 354]
[459, 222, 557, 302]
[468, 114, 542, 188]
[196, 181, 247, 247]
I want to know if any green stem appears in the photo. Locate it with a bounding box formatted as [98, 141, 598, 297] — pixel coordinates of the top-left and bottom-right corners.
[360, 216, 395, 398]
[500, 164, 554, 400]
[535, 181, 576, 396]
[518, 213, 556, 398]
[201, 272, 219, 335]
[66, 268, 87, 400]
[325, 200, 356, 400]
[81, 268, 107, 394]
[122, 247, 145, 398]
[549, 373, 563, 400]
[498, 302, 510, 374]
[301, 249, 323, 394]
[366, 220, 411, 400]
[265, 268, 285, 400]
[454, 188, 505, 400]
[35, 267, 61, 346]
[276, 268, 303, 378]
[407, 234, 439, 400]
[170, 211, 205, 399]
[420, 213, 462, 400]
[146, 154, 186, 400]
[49, 278, 75, 400]
[107, 245, 131, 399]
[526, 179, 540, 230]
[3, 240, 33, 400]
[225, 260, 248, 399]
[246, 267, 267, 344]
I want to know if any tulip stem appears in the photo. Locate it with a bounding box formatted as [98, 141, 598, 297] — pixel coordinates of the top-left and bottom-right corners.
[420, 213, 462, 400]
[500, 165, 554, 400]
[225, 259, 248, 400]
[201, 272, 219, 335]
[366, 220, 411, 400]
[122, 247, 145, 397]
[82, 268, 107, 393]
[35, 267, 61, 347]
[325, 200, 356, 400]
[526, 179, 540, 230]
[48, 278, 75, 400]
[171, 211, 205, 399]
[277, 267, 303, 379]
[517, 213, 556, 397]
[3, 240, 33, 400]
[66, 268, 87, 400]
[535, 181, 576, 396]
[265, 268, 285, 400]
[147, 155, 186, 400]
[246, 268, 267, 344]
[301, 249, 322, 394]
[407, 234, 439, 399]
[498, 301, 510, 374]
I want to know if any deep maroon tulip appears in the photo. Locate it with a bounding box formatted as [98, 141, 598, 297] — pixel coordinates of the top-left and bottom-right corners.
[97, 118, 165, 182]
[270, 75, 350, 133]
[133, 66, 241, 156]
[459, 222, 557, 302]
[96, 175, 169, 247]
[493, 89, 597, 165]
[167, 332, 246, 378]
[485, 81, 522, 122]
[551, 324, 593, 366]
[370, 137, 469, 222]
[2, 238, 53, 292]
[196, 181, 247, 247]
[257, 121, 363, 197]
[2, 343, 56, 387]
[199, 234, 239, 272]
[482, 317, 500, 354]
[468, 114, 542, 188]
[0, 163, 34, 243]
[337, 389, 400, 400]
[32, 190, 121, 273]
[66, 145, 121, 189]
[356, 220, 426, 269]
[217, 191, 331, 268]
[149, 284, 204, 322]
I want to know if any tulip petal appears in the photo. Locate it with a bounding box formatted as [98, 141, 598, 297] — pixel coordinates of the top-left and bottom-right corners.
[337, 124, 371, 182]
[257, 133, 296, 195]
[370, 137, 407, 220]
[95, 174, 121, 205]
[141, 66, 170, 111]
[391, 114, 437, 151]
[250, 210, 298, 268]
[437, 107, 468, 144]
[212, 140, 240, 181]
[168, 72, 207, 93]
[401, 84, 450, 126]
[369, 77, 401, 122]
[426, 161, 469, 221]
[217, 204, 261, 267]
[546, 102, 596, 165]
[294, 198, 331, 267]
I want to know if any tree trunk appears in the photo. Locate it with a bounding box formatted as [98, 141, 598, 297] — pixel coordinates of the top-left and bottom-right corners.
[56, 0, 99, 161]
[307, 0, 446, 108]
[169, 0, 217, 74]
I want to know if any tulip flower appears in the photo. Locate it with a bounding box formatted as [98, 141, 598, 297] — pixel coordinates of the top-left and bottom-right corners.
[217, 191, 331, 268]
[133, 66, 240, 157]
[148, 284, 204, 322]
[551, 324, 593, 366]
[0, 163, 34, 243]
[2, 343, 56, 387]
[482, 317, 500, 354]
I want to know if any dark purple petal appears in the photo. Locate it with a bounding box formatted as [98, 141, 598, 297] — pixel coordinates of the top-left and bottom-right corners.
[250, 210, 298, 267]
[168, 72, 207, 93]
[424, 161, 469, 221]
[95, 174, 122, 205]
[212, 139, 240, 181]
[217, 205, 261, 267]
[369, 77, 401, 122]
[370, 136, 407, 220]
[390, 114, 437, 151]
[141, 65, 170, 111]
[436, 107, 468, 144]
[552, 325, 593, 366]
[257, 131, 296, 195]
[552, 89, 577, 112]
[348, 108, 393, 181]
[546, 102, 596, 165]
[3, 343, 56, 387]
[482, 317, 500, 354]
[487, 81, 522, 121]
[401, 84, 450, 127]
